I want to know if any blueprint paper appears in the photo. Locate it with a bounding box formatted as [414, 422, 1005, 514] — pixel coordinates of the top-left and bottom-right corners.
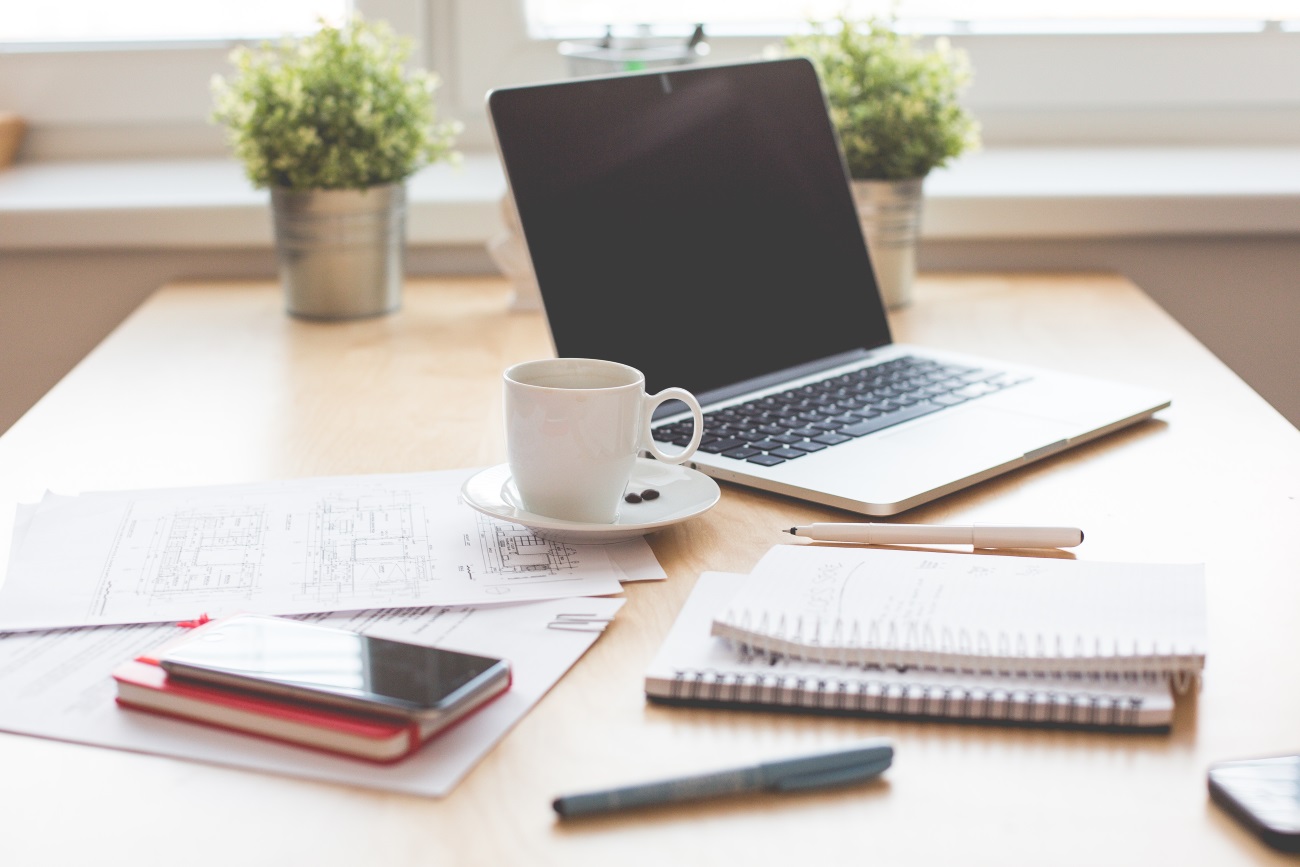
[0, 597, 625, 798]
[606, 539, 667, 583]
[0, 468, 627, 631]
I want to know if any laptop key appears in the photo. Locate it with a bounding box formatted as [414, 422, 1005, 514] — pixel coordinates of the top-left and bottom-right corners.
[699, 437, 747, 453]
[954, 382, 998, 399]
[839, 401, 943, 437]
[691, 356, 1017, 466]
[988, 373, 1033, 389]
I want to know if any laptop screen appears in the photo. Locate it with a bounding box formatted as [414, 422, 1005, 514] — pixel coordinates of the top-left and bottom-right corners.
[488, 58, 892, 401]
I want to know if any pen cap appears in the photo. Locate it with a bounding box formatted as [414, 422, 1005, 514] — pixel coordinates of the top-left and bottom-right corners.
[759, 740, 893, 789]
[773, 755, 894, 792]
[971, 524, 1082, 549]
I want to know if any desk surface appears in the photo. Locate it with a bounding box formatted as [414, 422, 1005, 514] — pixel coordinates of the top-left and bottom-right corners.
[1, 274, 1298, 866]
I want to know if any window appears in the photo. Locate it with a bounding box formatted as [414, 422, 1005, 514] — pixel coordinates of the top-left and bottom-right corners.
[0, 0, 412, 160]
[443, 1, 1300, 150]
[1, 1, 348, 44]
[522, 2, 1300, 36]
[2, 0, 1299, 161]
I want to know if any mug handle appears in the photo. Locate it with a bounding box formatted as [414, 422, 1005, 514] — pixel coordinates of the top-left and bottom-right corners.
[641, 388, 704, 465]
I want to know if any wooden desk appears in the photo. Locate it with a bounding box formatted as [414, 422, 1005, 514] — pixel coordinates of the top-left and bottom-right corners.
[1, 274, 1298, 865]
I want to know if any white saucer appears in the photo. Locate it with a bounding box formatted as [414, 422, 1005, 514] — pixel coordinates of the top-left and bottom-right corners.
[460, 458, 721, 544]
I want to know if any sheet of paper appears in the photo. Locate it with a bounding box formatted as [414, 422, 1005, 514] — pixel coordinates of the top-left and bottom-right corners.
[713, 545, 1207, 682]
[647, 572, 1175, 728]
[606, 539, 667, 583]
[0, 597, 624, 798]
[0, 468, 629, 631]
[739, 544, 1207, 646]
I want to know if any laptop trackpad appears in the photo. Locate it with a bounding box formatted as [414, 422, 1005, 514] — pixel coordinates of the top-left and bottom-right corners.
[822, 406, 1077, 502]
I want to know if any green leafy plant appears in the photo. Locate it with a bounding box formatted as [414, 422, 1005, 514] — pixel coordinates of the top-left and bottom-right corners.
[786, 15, 979, 180]
[212, 18, 459, 191]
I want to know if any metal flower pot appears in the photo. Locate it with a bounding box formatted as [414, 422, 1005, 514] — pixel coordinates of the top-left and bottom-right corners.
[852, 178, 925, 309]
[270, 183, 406, 320]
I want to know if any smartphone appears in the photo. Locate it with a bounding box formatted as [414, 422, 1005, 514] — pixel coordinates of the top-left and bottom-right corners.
[1208, 754, 1300, 853]
[159, 614, 511, 723]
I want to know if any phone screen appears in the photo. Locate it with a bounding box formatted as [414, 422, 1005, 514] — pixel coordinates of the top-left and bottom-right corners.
[1208, 755, 1300, 852]
[160, 615, 506, 715]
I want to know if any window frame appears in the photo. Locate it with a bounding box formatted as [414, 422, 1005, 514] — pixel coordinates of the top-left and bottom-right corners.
[0, 0, 426, 160]
[2, 0, 1299, 161]
[436, 0, 1300, 150]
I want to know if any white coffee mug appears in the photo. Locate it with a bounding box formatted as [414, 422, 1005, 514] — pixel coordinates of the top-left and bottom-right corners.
[503, 358, 705, 524]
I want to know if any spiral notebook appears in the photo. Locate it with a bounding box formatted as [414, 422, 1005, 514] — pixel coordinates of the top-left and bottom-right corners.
[647, 572, 1175, 730]
[710, 546, 1207, 682]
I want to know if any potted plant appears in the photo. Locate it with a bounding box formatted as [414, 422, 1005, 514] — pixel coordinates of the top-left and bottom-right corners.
[787, 15, 979, 308]
[212, 18, 459, 320]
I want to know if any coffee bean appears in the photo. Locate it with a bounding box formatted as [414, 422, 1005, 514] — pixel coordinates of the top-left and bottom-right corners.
[641, 488, 660, 500]
[624, 492, 643, 504]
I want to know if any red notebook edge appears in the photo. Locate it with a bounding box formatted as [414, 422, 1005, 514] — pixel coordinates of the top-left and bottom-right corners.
[113, 657, 510, 764]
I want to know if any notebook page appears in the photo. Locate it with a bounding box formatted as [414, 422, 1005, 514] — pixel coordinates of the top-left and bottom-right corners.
[649, 572, 1175, 729]
[711, 546, 1206, 676]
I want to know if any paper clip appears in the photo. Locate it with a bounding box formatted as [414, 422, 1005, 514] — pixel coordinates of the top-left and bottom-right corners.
[177, 613, 212, 629]
[548, 613, 615, 633]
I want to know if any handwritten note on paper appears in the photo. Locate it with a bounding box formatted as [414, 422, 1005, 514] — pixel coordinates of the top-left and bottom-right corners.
[0, 468, 626, 632]
[710, 544, 1207, 676]
[737, 544, 1203, 643]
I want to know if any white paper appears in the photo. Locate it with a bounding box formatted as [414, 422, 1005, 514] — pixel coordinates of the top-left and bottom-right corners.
[714, 545, 1207, 675]
[0, 597, 624, 798]
[605, 539, 667, 582]
[648, 572, 1175, 728]
[0, 468, 628, 631]
[742, 545, 1206, 643]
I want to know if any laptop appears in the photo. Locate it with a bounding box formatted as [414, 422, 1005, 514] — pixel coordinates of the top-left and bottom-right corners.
[486, 58, 1169, 516]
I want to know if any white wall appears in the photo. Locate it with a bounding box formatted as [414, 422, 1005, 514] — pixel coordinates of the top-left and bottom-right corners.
[922, 235, 1300, 428]
[0, 245, 491, 434]
[2, 236, 1296, 437]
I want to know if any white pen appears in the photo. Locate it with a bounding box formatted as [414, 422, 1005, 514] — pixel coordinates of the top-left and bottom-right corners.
[785, 523, 1084, 549]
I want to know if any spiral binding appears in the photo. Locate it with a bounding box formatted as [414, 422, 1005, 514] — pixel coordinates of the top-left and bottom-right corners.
[668, 667, 1151, 727]
[716, 609, 1204, 684]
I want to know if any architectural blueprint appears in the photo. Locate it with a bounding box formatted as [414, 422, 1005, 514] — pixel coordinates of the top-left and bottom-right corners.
[0, 469, 625, 631]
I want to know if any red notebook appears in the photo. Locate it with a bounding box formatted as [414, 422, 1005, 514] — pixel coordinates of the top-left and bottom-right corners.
[114, 657, 507, 764]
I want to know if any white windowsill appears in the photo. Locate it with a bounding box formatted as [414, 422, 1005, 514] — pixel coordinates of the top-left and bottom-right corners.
[0, 155, 509, 250]
[2, 147, 1299, 252]
[922, 147, 1300, 238]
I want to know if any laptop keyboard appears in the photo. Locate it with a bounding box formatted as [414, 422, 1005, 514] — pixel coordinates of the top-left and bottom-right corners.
[652, 355, 1030, 467]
